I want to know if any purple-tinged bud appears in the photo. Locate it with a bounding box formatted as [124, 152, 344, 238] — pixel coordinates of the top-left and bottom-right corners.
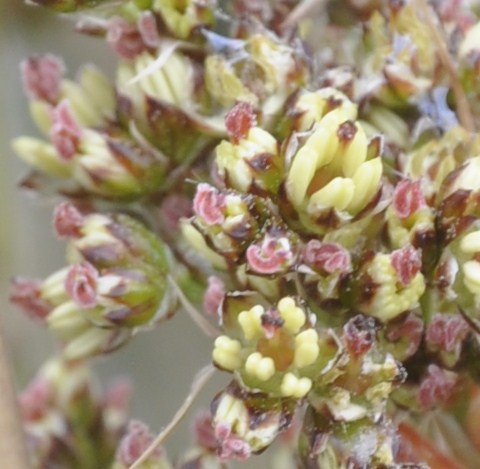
[343, 315, 376, 357]
[225, 102, 257, 144]
[303, 240, 352, 274]
[116, 420, 164, 466]
[50, 101, 82, 160]
[426, 314, 470, 353]
[106, 17, 146, 60]
[160, 193, 193, 232]
[386, 313, 423, 359]
[193, 184, 226, 226]
[203, 276, 225, 316]
[53, 202, 85, 239]
[18, 376, 51, 422]
[392, 179, 426, 219]
[10, 278, 52, 321]
[137, 12, 160, 49]
[391, 245, 422, 286]
[418, 365, 458, 410]
[21, 55, 64, 104]
[246, 234, 295, 275]
[193, 411, 217, 451]
[65, 262, 98, 308]
[215, 422, 252, 461]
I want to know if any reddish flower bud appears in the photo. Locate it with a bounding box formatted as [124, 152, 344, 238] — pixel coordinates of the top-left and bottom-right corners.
[343, 315, 376, 357]
[18, 377, 51, 422]
[203, 276, 225, 316]
[418, 365, 457, 409]
[426, 314, 470, 353]
[392, 179, 425, 219]
[386, 313, 423, 358]
[391, 245, 422, 286]
[21, 55, 64, 104]
[246, 235, 295, 275]
[65, 262, 99, 308]
[117, 421, 163, 466]
[10, 278, 52, 320]
[137, 11, 160, 48]
[303, 240, 352, 274]
[106, 17, 146, 60]
[225, 102, 257, 144]
[214, 422, 251, 461]
[193, 184, 226, 225]
[193, 411, 217, 450]
[53, 202, 85, 239]
[160, 194, 193, 232]
[103, 378, 132, 413]
[50, 101, 82, 160]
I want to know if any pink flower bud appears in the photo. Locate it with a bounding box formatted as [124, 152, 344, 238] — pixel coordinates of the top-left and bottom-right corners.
[117, 421, 163, 466]
[138, 12, 160, 48]
[215, 422, 251, 461]
[246, 235, 295, 275]
[418, 365, 457, 409]
[391, 245, 422, 286]
[21, 55, 64, 104]
[53, 202, 85, 238]
[18, 377, 51, 422]
[50, 101, 82, 160]
[343, 315, 376, 357]
[302, 240, 352, 274]
[106, 17, 146, 60]
[65, 262, 99, 308]
[392, 179, 425, 219]
[193, 411, 217, 450]
[10, 278, 51, 320]
[193, 184, 226, 225]
[203, 276, 225, 316]
[225, 102, 257, 143]
[426, 314, 470, 353]
[103, 378, 132, 413]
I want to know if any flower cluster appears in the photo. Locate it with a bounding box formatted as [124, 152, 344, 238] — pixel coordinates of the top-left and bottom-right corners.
[12, 0, 480, 468]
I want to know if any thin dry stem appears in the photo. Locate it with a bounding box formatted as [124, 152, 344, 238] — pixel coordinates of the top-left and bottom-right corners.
[282, 0, 327, 29]
[417, 0, 475, 132]
[168, 275, 221, 338]
[128, 364, 216, 469]
[0, 326, 30, 469]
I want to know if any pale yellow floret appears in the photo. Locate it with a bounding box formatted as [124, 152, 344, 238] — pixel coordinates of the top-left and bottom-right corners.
[277, 297, 305, 334]
[459, 21, 480, 58]
[238, 305, 264, 340]
[347, 158, 382, 214]
[61, 81, 103, 127]
[362, 254, 425, 322]
[280, 373, 312, 398]
[47, 301, 89, 341]
[245, 352, 275, 381]
[64, 327, 115, 361]
[30, 100, 53, 134]
[294, 330, 320, 368]
[308, 177, 355, 213]
[460, 231, 480, 254]
[463, 260, 480, 295]
[214, 393, 249, 436]
[212, 336, 242, 371]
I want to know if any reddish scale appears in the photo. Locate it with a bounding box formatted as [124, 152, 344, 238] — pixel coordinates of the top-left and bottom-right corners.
[225, 102, 257, 144]
[392, 179, 426, 219]
[194, 411, 217, 451]
[106, 16, 146, 60]
[418, 364, 457, 409]
[160, 193, 193, 231]
[386, 313, 423, 358]
[103, 379, 132, 414]
[10, 278, 52, 320]
[137, 11, 160, 49]
[257, 329, 294, 372]
[426, 313, 470, 352]
[117, 421, 163, 466]
[203, 276, 226, 316]
[343, 315, 376, 357]
[53, 202, 85, 239]
[50, 101, 82, 161]
[21, 54, 65, 104]
[391, 245, 422, 286]
[18, 377, 51, 422]
[215, 422, 251, 461]
[336, 120, 357, 144]
[303, 240, 351, 274]
[246, 236, 293, 274]
[65, 262, 99, 308]
[193, 183, 226, 225]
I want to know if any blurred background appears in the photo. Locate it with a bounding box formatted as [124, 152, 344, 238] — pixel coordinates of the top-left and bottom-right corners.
[0, 1, 232, 460]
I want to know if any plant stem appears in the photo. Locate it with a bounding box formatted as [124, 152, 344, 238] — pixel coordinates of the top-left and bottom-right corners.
[0, 325, 30, 469]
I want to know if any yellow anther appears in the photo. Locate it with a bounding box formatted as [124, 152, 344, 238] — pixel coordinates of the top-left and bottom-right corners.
[280, 373, 312, 398]
[277, 297, 305, 334]
[463, 260, 480, 295]
[212, 336, 242, 371]
[238, 305, 264, 340]
[245, 352, 275, 381]
[294, 330, 320, 368]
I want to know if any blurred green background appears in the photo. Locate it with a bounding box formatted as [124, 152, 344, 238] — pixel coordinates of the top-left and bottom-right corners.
[0, 1, 231, 460]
